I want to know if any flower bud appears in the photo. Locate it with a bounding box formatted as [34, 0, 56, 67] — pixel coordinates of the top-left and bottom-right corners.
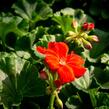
[71, 20, 78, 29]
[81, 33, 88, 39]
[88, 35, 99, 42]
[82, 38, 92, 49]
[39, 70, 48, 80]
[82, 22, 88, 30]
[55, 94, 63, 109]
[65, 36, 73, 42]
[66, 31, 76, 42]
[88, 23, 95, 30]
[67, 31, 75, 36]
[82, 22, 95, 31]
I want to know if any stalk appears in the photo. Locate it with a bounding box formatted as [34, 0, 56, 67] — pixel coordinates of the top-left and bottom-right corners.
[48, 91, 56, 109]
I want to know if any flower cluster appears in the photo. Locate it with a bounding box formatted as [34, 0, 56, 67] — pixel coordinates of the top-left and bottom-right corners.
[66, 21, 99, 49]
[36, 42, 86, 87]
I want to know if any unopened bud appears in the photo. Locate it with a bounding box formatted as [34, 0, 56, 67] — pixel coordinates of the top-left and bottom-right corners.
[71, 20, 78, 29]
[55, 93, 63, 109]
[81, 33, 88, 39]
[67, 31, 75, 36]
[88, 35, 99, 42]
[65, 37, 73, 42]
[88, 23, 95, 30]
[82, 38, 92, 49]
[66, 31, 76, 42]
[82, 22, 95, 31]
[39, 70, 48, 80]
[82, 22, 88, 30]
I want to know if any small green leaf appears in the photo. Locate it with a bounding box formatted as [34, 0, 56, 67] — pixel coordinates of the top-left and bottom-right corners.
[100, 53, 109, 65]
[65, 95, 81, 109]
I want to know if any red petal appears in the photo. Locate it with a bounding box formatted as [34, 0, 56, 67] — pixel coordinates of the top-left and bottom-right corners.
[46, 49, 59, 57]
[48, 42, 68, 58]
[57, 65, 75, 84]
[70, 65, 86, 78]
[45, 55, 59, 71]
[66, 52, 85, 66]
[36, 46, 46, 54]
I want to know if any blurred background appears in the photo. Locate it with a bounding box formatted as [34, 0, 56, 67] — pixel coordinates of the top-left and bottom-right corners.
[0, 0, 109, 31]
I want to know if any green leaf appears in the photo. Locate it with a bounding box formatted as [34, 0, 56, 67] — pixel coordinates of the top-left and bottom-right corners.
[89, 89, 109, 108]
[16, 51, 31, 59]
[65, 95, 81, 109]
[0, 13, 28, 49]
[0, 13, 27, 39]
[15, 26, 47, 51]
[72, 69, 92, 91]
[90, 29, 109, 58]
[93, 66, 109, 88]
[88, 89, 98, 108]
[100, 53, 109, 65]
[17, 61, 46, 97]
[52, 8, 87, 34]
[15, 28, 38, 50]
[0, 52, 46, 108]
[36, 34, 56, 47]
[81, 49, 97, 63]
[12, 0, 53, 23]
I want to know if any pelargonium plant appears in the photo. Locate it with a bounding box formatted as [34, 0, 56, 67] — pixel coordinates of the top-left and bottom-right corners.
[36, 42, 86, 109]
[1, 0, 109, 109]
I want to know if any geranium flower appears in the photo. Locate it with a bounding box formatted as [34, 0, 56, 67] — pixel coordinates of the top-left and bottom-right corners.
[36, 42, 86, 87]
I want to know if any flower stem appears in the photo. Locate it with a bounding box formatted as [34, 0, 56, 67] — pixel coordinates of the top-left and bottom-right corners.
[48, 91, 56, 109]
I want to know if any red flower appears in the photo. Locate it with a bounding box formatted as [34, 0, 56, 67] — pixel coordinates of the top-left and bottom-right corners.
[36, 42, 86, 87]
